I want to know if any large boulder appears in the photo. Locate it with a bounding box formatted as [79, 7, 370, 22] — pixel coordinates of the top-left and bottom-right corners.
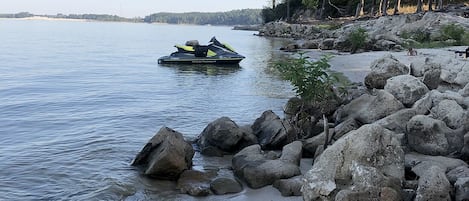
[415, 166, 452, 201]
[197, 117, 256, 156]
[252, 110, 294, 150]
[132, 127, 195, 180]
[232, 142, 302, 189]
[430, 99, 467, 129]
[364, 54, 409, 89]
[335, 90, 404, 124]
[406, 115, 463, 156]
[447, 166, 469, 184]
[374, 108, 418, 134]
[454, 177, 469, 201]
[302, 124, 404, 201]
[384, 74, 429, 107]
[405, 152, 468, 177]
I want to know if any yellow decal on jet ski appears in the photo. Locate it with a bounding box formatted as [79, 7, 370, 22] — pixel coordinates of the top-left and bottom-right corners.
[175, 45, 194, 52]
[207, 50, 217, 57]
[222, 43, 236, 52]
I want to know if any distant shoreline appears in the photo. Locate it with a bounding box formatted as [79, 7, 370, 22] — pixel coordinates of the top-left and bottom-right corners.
[0, 16, 89, 22]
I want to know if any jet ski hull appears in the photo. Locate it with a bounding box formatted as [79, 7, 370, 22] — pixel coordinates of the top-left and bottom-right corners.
[157, 56, 244, 65]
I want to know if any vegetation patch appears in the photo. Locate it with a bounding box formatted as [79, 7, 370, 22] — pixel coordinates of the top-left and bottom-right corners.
[348, 28, 367, 53]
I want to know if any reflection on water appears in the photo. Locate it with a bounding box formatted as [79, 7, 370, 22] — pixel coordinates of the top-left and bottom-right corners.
[159, 63, 242, 76]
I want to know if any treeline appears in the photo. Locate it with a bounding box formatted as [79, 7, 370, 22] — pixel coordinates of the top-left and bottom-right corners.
[143, 9, 262, 25]
[0, 12, 143, 22]
[263, 0, 469, 22]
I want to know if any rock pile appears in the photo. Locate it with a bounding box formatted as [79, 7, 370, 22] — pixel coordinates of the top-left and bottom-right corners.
[259, 11, 469, 53]
[133, 54, 469, 200]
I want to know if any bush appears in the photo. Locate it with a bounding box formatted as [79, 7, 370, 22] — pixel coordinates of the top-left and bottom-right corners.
[441, 23, 466, 44]
[348, 28, 367, 53]
[274, 53, 336, 103]
[400, 29, 430, 43]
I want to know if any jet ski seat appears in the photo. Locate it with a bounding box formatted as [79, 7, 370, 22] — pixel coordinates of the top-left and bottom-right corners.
[194, 45, 209, 57]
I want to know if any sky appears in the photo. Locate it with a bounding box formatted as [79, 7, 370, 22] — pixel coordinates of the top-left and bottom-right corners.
[0, 0, 268, 18]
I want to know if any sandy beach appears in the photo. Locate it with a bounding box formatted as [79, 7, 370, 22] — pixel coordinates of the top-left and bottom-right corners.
[306, 46, 468, 83]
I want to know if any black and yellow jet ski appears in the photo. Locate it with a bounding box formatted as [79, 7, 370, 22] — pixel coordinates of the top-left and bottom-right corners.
[158, 37, 245, 65]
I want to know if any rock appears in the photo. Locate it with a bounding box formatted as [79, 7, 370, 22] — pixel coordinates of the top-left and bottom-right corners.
[447, 166, 469, 184]
[374, 108, 418, 134]
[455, 64, 469, 87]
[422, 68, 441, 90]
[284, 97, 302, 120]
[279, 141, 302, 166]
[431, 99, 467, 129]
[337, 90, 404, 124]
[406, 115, 460, 156]
[302, 128, 334, 157]
[301, 40, 319, 49]
[232, 142, 301, 189]
[415, 166, 451, 201]
[273, 176, 303, 196]
[455, 177, 469, 201]
[132, 127, 194, 180]
[459, 83, 469, 97]
[302, 124, 404, 201]
[210, 177, 243, 195]
[405, 152, 468, 177]
[332, 118, 359, 140]
[280, 43, 299, 52]
[319, 38, 335, 50]
[177, 170, 215, 196]
[462, 133, 469, 160]
[251, 110, 293, 150]
[384, 74, 429, 107]
[364, 54, 409, 89]
[198, 117, 251, 156]
[335, 187, 401, 201]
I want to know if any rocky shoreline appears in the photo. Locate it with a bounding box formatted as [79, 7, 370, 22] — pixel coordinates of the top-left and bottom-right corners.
[131, 10, 469, 201]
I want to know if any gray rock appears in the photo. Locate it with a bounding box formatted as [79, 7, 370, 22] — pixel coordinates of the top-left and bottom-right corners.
[252, 110, 293, 149]
[319, 38, 335, 50]
[336, 90, 404, 124]
[406, 115, 451, 155]
[302, 124, 404, 201]
[279, 141, 302, 166]
[177, 170, 215, 196]
[459, 83, 469, 97]
[232, 142, 301, 189]
[455, 177, 469, 201]
[198, 117, 248, 156]
[335, 187, 400, 201]
[447, 166, 469, 184]
[301, 40, 319, 49]
[273, 176, 303, 196]
[431, 99, 467, 129]
[423, 68, 441, 90]
[455, 64, 469, 87]
[210, 177, 243, 195]
[332, 118, 359, 140]
[302, 128, 334, 158]
[132, 127, 194, 180]
[462, 132, 469, 160]
[384, 74, 429, 107]
[364, 54, 409, 89]
[405, 152, 468, 177]
[374, 108, 418, 134]
[415, 166, 451, 201]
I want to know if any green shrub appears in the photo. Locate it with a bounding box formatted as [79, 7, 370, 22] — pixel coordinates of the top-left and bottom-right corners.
[348, 28, 367, 53]
[441, 23, 466, 44]
[401, 29, 430, 43]
[274, 53, 336, 103]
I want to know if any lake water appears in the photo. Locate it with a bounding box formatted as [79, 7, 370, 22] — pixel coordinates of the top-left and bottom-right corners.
[0, 19, 297, 200]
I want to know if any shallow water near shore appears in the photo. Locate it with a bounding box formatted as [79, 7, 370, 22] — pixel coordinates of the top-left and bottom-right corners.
[0, 19, 301, 200]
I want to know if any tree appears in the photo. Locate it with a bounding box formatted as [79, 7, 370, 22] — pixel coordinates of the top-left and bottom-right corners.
[428, 0, 433, 11]
[416, 0, 424, 13]
[393, 0, 401, 15]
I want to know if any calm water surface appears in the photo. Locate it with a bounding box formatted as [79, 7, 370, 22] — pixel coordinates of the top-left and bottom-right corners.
[0, 19, 295, 200]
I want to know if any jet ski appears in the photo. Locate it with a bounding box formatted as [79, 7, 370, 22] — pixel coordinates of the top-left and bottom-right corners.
[158, 37, 245, 65]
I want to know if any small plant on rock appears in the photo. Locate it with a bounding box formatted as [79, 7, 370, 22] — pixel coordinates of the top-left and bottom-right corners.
[348, 28, 367, 53]
[275, 53, 343, 142]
